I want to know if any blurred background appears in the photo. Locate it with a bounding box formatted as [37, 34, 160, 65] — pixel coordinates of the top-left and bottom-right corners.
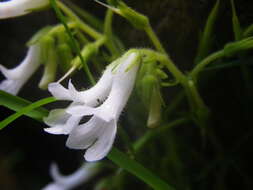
[0, 0, 253, 189]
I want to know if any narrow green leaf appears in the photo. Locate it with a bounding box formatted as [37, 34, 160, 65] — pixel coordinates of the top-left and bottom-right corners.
[0, 96, 56, 130]
[108, 148, 175, 190]
[195, 0, 220, 64]
[243, 24, 253, 37]
[0, 90, 49, 121]
[231, 0, 242, 40]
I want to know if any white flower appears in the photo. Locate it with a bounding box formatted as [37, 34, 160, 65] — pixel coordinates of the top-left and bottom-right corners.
[0, 45, 41, 95]
[42, 163, 99, 190]
[0, 0, 49, 19]
[44, 52, 140, 161]
[44, 62, 115, 135]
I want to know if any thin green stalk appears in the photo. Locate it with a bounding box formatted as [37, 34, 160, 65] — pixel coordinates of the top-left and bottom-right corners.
[134, 118, 189, 152]
[144, 25, 167, 54]
[51, 0, 95, 84]
[64, 0, 104, 31]
[56, 1, 103, 39]
[104, 8, 121, 57]
[108, 148, 175, 190]
[191, 50, 225, 80]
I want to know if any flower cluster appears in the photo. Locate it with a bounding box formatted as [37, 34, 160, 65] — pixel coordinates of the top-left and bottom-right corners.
[44, 52, 140, 161]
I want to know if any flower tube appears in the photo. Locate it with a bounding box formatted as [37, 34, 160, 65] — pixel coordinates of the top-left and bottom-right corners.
[0, 0, 49, 19]
[42, 163, 99, 190]
[0, 45, 41, 95]
[44, 51, 141, 161]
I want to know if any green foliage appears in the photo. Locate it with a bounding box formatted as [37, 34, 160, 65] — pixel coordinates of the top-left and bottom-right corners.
[195, 0, 220, 64]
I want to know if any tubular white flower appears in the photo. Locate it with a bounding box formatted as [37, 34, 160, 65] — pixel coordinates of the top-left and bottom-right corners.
[48, 62, 115, 106]
[0, 0, 49, 19]
[0, 45, 41, 95]
[42, 163, 99, 190]
[44, 63, 115, 135]
[44, 51, 140, 161]
[66, 52, 140, 161]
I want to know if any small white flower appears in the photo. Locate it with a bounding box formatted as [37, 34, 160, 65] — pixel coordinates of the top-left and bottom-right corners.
[0, 0, 49, 19]
[0, 45, 41, 95]
[44, 52, 140, 161]
[44, 63, 115, 135]
[42, 163, 99, 190]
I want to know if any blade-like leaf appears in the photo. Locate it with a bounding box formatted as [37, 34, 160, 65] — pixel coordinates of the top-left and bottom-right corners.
[231, 0, 242, 40]
[0, 90, 49, 121]
[0, 95, 56, 130]
[195, 0, 220, 64]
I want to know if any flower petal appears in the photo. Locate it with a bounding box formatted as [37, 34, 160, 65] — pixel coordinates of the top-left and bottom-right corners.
[48, 83, 71, 100]
[0, 79, 23, 95]
[44, 116, 80, 135]
[41, 183, 66, 190]
[44, 109, 69, 127]
[44, 109, 81, 135]
[0, 0, 49, 19]
[66, 116, 104, 150]
[66, 105, 95, 117]
[85, 120, 117, 162]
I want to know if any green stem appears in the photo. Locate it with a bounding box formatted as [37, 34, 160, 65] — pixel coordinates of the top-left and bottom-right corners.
[144, 25, 167, 54]
[51, 0, 96, 84]
[104, 9, 121, 57]
[64, 0, 104, 31]
[191, 50, 225, 80]
[108, 148, 175, 190]
[56, 1, 103, 39]
[134, 118, 189, 152]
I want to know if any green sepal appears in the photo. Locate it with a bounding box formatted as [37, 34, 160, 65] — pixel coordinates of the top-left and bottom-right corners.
[147, 86, 163, 128]
[105, 0, 149, 30]
[56, 44, 73, 72]
[39, 35, 55, 64]
[39, 36, 58, 89]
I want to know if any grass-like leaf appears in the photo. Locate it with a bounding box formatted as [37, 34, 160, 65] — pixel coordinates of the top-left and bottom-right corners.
[195, 0, 220, 64]
[0, 95, 56, 130]
[231, 0, 242, 40]
[0, 90, 49, 121]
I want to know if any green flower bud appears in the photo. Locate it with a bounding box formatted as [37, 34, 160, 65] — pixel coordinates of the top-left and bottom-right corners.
[57, 44, 73, 72]
[39, 36, 58, 89]
[147, 87, 163, 128]
[117, 1, 149, 30]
